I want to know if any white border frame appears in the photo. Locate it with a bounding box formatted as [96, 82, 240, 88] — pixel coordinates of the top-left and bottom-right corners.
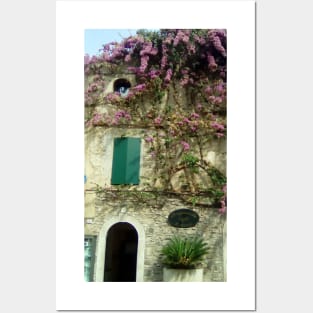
[56, 1, 255, 310]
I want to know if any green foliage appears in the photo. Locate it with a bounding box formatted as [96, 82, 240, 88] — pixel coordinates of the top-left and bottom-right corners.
[207, 167, 227, 186]
[161, 235, 209, 269]
[181, 153, 199, 168]
[206, 187, 224, 199]
[206, 187, 225, 206]
[145, 77, 165, 105]
[136, 29, 160, 41]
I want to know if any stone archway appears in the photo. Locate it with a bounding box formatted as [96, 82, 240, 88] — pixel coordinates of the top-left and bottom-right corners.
[94, 216, 145, 282]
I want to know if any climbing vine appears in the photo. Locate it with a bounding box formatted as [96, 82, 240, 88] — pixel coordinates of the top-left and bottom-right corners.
[85, 29, 227, 214]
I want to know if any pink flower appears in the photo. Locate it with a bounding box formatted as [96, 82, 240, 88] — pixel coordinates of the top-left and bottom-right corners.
[164, 36, 173, 44]
[213, 97, 223, 105]
[106, 92, 120, 102]
[208, 95, 216, 102]
[165, 68, 172, 83]
[194, 35, 206, 45]
[126, 90, 134, 99]
[182, 35, 189, 43]
[161, 55, 167, 69]
[124, 54, 131, 62]
[190, 112, 200, 119]
[140, 55, 149, 72]
[145, 136, 154, 143]
[114, 110, 131, 123]
[211, 121, 225, 131]
[90, 55, 98, 64]
[207, 54, 217, 71]
[205, 86, 212, 95]
[188, 44, 196, 54]
[133, 84, 146, 92]
[127, 67, 140, 73]
[215, 84, 224, 94]
[196, 103, 203, 111]
[140, 41, 153, 56]
[84, 54, 90, 65]
[150, 47, 158, 55]
[173, 30, 186, 46]
[220, 71, 226, 78]
[181, 141, 190, 151]
[218, 207, 226, 214]
[92, 113, 103, 125]
[149, 70, 160, 79]
[154, 116, 162, 125]
[212, 35, 227, 57]
[180, 76, 189, 86]
[219, 189, 227, 214]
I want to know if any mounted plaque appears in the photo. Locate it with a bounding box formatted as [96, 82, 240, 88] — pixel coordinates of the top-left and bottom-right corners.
[168, 209, 199, 228]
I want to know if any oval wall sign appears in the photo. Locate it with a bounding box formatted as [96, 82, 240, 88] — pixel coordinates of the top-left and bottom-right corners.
[168, 209, 199, 228]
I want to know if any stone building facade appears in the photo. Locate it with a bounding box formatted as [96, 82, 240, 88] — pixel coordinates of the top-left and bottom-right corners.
[84, 68, 227, 282]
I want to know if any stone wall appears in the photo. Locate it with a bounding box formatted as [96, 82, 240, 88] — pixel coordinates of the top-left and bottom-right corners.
[85, 194, 226, 282]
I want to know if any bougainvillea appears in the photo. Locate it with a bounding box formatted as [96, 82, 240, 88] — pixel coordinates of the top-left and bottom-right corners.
[85, 29, 227, 214]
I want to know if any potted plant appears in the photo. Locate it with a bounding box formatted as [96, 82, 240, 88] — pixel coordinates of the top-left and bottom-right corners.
[161, 235, 209, 282]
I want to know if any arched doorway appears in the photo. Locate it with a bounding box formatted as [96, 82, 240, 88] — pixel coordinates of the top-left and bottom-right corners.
[94, 216, 145, 282]
[104, 222, 138, 282]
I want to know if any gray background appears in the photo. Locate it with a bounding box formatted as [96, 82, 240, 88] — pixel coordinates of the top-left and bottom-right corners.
[1, 0, 312, 312]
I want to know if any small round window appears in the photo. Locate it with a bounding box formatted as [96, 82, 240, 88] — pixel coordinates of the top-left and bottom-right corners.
[113, 79, 131, 97]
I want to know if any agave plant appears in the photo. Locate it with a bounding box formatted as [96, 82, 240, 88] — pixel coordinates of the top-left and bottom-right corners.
[161, 235, 209, 269]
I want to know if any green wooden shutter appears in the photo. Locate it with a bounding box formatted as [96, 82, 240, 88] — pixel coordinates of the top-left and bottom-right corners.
[111, 138, 128, 184]
[111, 137, 141, 185]
[125, 138, 141, 184]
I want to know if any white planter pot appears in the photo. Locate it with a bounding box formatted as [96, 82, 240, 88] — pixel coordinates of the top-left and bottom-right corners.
[163, 268, 203, 282]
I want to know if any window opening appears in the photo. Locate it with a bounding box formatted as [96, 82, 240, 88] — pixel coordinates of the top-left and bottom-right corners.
[113, 78, 131, 97]
[84, 236, 96, 282]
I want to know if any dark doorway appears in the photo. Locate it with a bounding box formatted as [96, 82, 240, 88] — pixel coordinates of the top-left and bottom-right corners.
[104, 222, 138, 282]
